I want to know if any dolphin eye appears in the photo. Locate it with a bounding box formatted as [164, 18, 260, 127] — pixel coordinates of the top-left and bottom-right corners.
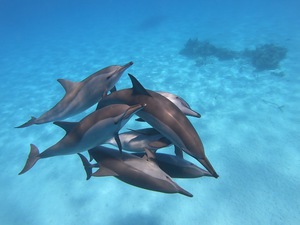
[106, 75, 112, 80]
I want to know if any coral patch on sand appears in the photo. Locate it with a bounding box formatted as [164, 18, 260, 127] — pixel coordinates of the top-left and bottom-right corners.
[180, 38, 287, 71]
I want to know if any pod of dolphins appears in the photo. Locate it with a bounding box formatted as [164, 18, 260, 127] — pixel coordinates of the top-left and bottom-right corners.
[17, 61, 218, 197]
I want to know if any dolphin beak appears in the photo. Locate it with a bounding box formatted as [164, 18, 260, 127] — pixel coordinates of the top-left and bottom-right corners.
[199, 157, 219, 178]
[179, 188, 193, 197]
[123, 104, 145, 120]
[121, 61, 134, 71]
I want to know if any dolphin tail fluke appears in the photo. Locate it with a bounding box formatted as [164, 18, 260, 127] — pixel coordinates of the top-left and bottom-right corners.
[78, 153, 93, 180]
[15, 116, 37, 128]
[198, 157, 219, 178]
[19, 144, 40, 175]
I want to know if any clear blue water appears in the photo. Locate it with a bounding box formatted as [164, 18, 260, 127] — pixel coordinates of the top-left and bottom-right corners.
[1, 0, 299, 224]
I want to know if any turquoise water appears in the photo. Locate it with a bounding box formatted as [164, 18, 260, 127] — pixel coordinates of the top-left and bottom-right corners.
[1, 0, 299, 224]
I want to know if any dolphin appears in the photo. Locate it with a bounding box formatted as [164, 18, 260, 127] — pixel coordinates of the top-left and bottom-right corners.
[96, 74, 219, 178]
[157, 91, 201, 118]
[16, 61, 133, 128]
[105, 128, 172, 152]
[19, 103, 144, 175]
[133, 152, 212, 178]
[78, 146, 193, 197]
[135, 91, 200, 122]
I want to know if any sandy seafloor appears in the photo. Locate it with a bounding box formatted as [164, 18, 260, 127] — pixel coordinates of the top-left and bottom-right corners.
[0, 1, 299, 225]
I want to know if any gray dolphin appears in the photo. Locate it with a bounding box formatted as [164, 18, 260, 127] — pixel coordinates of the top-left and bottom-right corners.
[96, 74, 218, 178]
[16, 62, 133, 128]
[134, 91, 200, 122]
[78, 146, 193, 197]
[19, 104, 144, 175]
[133, 152, 212, 178]
[105, 128, 172, 152]
[157, 91, 201, 118]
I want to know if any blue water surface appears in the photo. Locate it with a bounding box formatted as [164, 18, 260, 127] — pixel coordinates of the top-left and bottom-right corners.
[1, 0, 299, 225]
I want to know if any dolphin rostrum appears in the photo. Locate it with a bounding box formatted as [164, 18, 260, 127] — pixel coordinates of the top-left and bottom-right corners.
[19, 103, 144, 175]
[78, 146, 193, 197]
[105, 127, 172, 152]
[16, 61, 133, 128]
[96, 74, 219, 178]
[157, 91, 201, 118]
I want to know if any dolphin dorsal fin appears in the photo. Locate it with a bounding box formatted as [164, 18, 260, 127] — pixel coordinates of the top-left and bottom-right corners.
[53, 121, 79, 133]
[128, 74, 152, 97]
[57, 79, 79, 93]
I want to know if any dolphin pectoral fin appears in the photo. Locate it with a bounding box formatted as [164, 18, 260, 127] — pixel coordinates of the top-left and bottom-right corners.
[19, 144, 40, 175]
[78, 153, 93, 180]
[15, 116, 37, 128]
[57, 79, 79, 93]
[198, 157, 219, 178]
[53, 121, 79, 133]
[93, 166, 118, 177]
[110, 86, 117, 93]
[114, 134, 122, 153]
[128, 74, 152, 97]
[174, 146, 184, 158]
